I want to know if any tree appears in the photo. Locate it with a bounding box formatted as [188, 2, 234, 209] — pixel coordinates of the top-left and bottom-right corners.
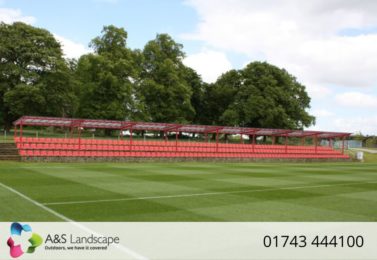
[139, 34, 194, 123]
[0, 22, 315, 133]
[353, 133, 375, 147]
[90, 25, 128, 58]
[201, 70, 241, 125]
[76, 25, 142, 121]
[0, 22, 77, 130]
[182, 66, 206, 123]
[210, 62, 315, 129]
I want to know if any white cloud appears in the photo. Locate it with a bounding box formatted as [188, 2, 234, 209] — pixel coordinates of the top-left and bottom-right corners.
[184, 0, 377, 134]
[335, 91, 377, 108]
[0, 8, 36, 24]
[306, 84, 332, 98]
[308, 116, 377, 134]
[0, 8, 88, 59]
[184, 0, 377, 89]
[183, 49, 232, 83]
[311, 109, 334, 117]
[334, 116, 377, 135]
[54, 34, 90, 59]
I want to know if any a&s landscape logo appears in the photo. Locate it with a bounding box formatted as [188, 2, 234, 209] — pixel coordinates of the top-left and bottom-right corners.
[6, 222, 43, 258]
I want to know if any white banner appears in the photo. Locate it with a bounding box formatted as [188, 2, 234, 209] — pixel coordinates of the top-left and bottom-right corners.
[0, 222, 376, 260]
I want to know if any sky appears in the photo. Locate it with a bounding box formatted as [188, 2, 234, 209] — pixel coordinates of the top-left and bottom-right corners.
[1, 0, 377, 135]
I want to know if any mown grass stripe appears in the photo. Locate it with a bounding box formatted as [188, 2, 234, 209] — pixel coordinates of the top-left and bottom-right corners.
[0, 181, 149, 259]
[0, 181, 72, 221]
[43, 180, 377, 206]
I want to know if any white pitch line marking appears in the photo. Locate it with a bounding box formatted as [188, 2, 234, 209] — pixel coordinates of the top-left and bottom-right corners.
[0, 181, 72, 221]
[43, 181, 377, 206]
[0, 181, 149, 260]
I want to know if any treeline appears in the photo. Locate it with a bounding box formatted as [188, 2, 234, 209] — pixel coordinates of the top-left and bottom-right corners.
[0, 22, 315, 131]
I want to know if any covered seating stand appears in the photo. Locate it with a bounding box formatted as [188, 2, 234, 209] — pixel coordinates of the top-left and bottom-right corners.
[13, 116, 351, 160]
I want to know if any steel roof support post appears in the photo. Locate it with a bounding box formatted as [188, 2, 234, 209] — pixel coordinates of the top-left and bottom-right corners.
[301, 137, 305, 146]
[240, 133, 243, 144]
[216, 130, 219, 152]
[272, 136, 276, 145]
[314, 135, 318, 154]
[285, 134, 288, 153]
[78, 127, 81, 150]
[164, 131, 167, 143]
[130, 128, 133, 151]
[328, 138, 332, 148]
[70, 127, 74, 139]
[342, 136, 345, 154]
[252, 134, 256, 153]
[20, 123, 23, 148]
[120, 128, 123, 141]
[205, 133, 208, 143]
[119, 128, 124, 156]
[175, 131, 178, 151]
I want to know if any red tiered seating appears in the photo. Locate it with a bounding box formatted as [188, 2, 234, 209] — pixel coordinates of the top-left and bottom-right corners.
[14, 137, 349, 160]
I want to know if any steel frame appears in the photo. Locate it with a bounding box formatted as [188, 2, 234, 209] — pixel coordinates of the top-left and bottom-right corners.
[13, 116, 352, 154]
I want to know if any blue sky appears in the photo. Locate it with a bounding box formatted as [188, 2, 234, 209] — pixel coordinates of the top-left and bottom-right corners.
[1, 0, 377, 134]
[1, 0, 199, 51]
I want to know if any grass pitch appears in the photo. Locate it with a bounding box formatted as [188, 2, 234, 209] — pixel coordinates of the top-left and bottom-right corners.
[0, 161, 376, 221]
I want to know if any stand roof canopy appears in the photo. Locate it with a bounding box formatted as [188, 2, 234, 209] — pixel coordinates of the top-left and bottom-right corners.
[14, 116, 351, 139]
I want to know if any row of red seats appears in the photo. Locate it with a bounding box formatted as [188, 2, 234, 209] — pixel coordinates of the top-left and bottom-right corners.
[15, 143, 343, 155]
[15, 137, 347, 159]
[18, 149, 349, 159]
[15, 140, 335, 153]
[14, 137, 333, 151]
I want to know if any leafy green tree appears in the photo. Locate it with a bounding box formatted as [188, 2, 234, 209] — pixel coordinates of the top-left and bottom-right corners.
[182, 66, 206, 123]
[3, 85, 45, 116]
[208, 62, 315, 129]
[38, 62, 78, 117]
[76, 25, 143, 121]
[0, 22, 77, 130]
[139, 34, 194, 123]
[200, 70, 241, 125]
[0, 22, 314, 133]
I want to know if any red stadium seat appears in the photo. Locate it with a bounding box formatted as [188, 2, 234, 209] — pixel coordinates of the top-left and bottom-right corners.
[13, 136, 350, 160]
